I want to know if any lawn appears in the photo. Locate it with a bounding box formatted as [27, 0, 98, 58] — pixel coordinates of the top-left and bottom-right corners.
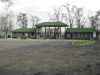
[73, 40, 97, 45]
[0, 38, 8, 39]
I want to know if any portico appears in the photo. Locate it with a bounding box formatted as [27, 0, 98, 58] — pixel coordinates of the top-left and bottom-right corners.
[35, 22, 68, 39]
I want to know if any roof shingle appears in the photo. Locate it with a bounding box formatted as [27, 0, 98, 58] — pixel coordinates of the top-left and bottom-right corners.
[12, 28, 36, 32]
[66, 28, 100, 32]
[35, 22, 68, 27]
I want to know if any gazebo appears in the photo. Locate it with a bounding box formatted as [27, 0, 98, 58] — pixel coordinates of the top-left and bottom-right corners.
[35, 22, 68, 39]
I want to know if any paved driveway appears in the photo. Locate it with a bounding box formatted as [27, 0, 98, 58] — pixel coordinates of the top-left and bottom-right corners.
[0, 40, 100, 75]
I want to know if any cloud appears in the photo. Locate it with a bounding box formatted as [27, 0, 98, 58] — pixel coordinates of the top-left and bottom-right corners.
[1, 0, 100, 28]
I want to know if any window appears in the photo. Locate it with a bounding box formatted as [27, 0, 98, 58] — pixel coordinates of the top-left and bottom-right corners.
[67, 34, 69, 36]
[22, 33, 24, 36]
[31, 33, 34, 36]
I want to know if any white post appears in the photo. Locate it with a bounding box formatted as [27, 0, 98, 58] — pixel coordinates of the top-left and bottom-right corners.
[49, 27, 50, 39]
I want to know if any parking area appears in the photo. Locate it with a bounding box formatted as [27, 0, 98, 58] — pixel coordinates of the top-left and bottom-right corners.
[0, 39, 100, 75]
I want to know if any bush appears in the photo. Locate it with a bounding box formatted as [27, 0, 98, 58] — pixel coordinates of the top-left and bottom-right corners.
[12, 36, 17, 38]
[0, 36, 5, 38]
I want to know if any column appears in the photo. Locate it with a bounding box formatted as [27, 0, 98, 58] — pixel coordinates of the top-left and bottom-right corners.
[34, 33, 35, 38]
[60, 27, 61, 38]
[48, 27, 50, 38]
[45, 26, 46, 39]
[81, 33, 82, 39]
[65, 26, 66, 39]
[58, 27, 60, 38]
[55, 27, 56, 39]
[90, 33, 91, 40]
[30, 33, 31, 38]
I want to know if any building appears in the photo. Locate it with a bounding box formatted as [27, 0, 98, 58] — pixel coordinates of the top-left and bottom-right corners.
[12, 22, 100, 40]
[0, 30, 12, 38]
[12, 28, 36, 39]
[65, 28, 100, 40]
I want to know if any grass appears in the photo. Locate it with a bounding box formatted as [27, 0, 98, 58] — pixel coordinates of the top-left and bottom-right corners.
[0, 38, 8, 39]
[73, 40, 99, 45]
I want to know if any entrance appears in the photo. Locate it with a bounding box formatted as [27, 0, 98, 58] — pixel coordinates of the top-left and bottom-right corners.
[71, 33, 73, 39]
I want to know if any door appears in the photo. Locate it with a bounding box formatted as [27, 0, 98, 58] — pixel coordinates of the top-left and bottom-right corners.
[71, 33, 73, 39]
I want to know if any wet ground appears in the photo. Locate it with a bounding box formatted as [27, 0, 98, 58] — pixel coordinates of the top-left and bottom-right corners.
[0, 39, 100, 75]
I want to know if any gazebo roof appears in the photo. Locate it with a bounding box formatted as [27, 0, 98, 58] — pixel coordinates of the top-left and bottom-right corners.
[66, 28, 100, 32]
[12, 28, 36, 32]
[35, 22, 68, 27]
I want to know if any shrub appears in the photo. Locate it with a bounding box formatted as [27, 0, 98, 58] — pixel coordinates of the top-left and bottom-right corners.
[0, 36, 5, 38]
[12, 35, 18, 38]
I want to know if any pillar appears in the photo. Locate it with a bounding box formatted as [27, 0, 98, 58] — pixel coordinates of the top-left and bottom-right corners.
[90, 33, 91, 40]
[45, 26, 46, 39]
[30, 33, 31, 38]
[58, 27, 60, 38]
[65, 26, 66, 38]
[34, 33, 35, 38]
[81, 33, 82, 39]
[49, 27, 50, 39]
[60, 27, 61, 38]
[55, 27, 56, 39]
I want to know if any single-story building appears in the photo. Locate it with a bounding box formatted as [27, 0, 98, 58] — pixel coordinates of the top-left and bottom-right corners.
[0, 30, 12, 38]
[12, 22, 100, 40]
[65, 28, 100, 40]
[12, 28, 36, 39]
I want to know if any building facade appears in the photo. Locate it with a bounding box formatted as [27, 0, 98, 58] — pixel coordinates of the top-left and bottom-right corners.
[12, 22, 100, 40]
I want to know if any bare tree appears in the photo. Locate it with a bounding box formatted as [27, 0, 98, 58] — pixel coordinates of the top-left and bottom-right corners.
[94, 10, 100, 30]
[88, 9, 100, 30]
[17, 13, 28, 28]
[0, 15, 6, 31]
[8, 20, 14, 31]
[62, 3, 76, 28]
[74, 7, 85, 28]
[0, 0, 13, 38]
[88, 15, 96, 29]
[80, 16, 86, 28]
[30, 15, 40, 28]
[48, 6, 65, 22]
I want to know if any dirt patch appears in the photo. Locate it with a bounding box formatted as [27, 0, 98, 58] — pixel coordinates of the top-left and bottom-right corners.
[0, 40, 100, 75]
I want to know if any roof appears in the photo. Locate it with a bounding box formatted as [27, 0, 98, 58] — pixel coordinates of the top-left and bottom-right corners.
[12, 28, 36, 32]
[35, 22, 68, 27]
[66, 28, 100, 32]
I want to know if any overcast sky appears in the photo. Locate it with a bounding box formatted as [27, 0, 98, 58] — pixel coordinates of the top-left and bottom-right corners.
[0, 0, 100, 29]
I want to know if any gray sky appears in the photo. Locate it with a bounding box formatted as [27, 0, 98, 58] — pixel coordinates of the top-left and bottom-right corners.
[0, 0, 100, 29]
